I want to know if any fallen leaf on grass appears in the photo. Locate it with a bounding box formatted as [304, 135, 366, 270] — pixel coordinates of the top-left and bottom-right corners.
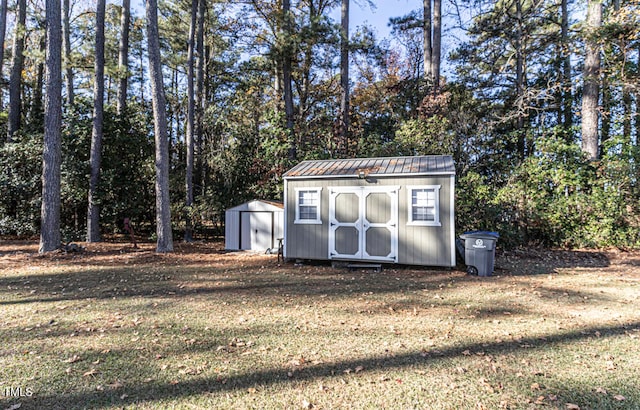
[288, 356, 305, 367]
[355, 365, 364, 373]
[478, 378, 495, 393]
[83, 368, 98, 377]
[65, 354, 82, 363]
[613, 395, 626, 401]
[302, 399, 313, 409]
[565, 404, 580, 410]
[595, 387, 608, 394]
[108, 380, 123, 389]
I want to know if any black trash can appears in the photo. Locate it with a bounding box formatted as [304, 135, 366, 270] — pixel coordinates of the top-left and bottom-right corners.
[460, 231, 499, 276]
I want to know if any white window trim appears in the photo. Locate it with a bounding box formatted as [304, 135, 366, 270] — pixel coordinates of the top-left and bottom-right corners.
[407, 185, 441, 226]
[294, 187, 322, 224]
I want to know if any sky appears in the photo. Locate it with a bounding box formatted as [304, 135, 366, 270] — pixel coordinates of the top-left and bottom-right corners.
[340, 0, 465, 78]
[129, 0, 420, 42]
[344, 0, 418, 41]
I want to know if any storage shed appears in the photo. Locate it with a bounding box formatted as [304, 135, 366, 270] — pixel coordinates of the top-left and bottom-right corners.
[283, 155, 455, 267]
[225, 200, 284, 251]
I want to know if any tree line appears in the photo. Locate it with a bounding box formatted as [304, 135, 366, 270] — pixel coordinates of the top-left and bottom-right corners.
[0, 0, 638, 252]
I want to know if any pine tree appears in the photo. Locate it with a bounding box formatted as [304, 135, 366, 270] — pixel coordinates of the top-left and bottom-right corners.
[40, 0, 63, 253]
[146, 0, 174, 253]
[581, 0, 602, 160]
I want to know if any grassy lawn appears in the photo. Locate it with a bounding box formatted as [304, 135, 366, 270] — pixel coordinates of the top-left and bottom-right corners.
[1, 240, 639, 410]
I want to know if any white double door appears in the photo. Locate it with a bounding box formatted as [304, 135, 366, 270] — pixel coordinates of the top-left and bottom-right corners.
[328, 186, 398, 262]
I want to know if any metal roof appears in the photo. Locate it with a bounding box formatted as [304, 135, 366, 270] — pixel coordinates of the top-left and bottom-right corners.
[283, 155, 455, 179]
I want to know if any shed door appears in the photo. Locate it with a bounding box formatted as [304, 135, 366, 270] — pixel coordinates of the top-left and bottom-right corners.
[329, 186, 398, 262]
[240, 212, 273, 250]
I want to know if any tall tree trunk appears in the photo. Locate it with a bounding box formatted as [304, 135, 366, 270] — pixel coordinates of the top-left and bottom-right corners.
[87, 0, 106, 242]
[339, 0, 349, 156]
[116, 0, 130, 115]
[614, 0, 631, 155]
[432, 0, 441, 91]
[622, 91, 631, 148]
[146, 0, 174, 253]
[139, 44, 145, 106]
[423, 0, 431, 81]
[40, 0, 62, 253]
[283, 0, 296, 161]
[515, 0, 526, 159]
[637, 44, 640, 147]
[195, 0, 205, 200]
[184, 0, 197, 242]
[423, 0, 441, 90]
[31, 34, 45, 123]
[600, 73, 611, 152]
[561, 0, 572, 129]
[0, 0, 8, 110]
[63, 0, 74, 108]
[581, 0, 602, 160]
[7, 0, 26, 142]
[168, 68, 176, 162]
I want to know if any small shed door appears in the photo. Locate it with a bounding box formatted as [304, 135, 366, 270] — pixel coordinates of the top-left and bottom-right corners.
[240, 211, 273, 250]
[329, 186, 398, 262]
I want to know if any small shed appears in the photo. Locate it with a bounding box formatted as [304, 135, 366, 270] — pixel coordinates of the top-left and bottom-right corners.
[283, 155, 456, 267]
[225, 200, 284, 251]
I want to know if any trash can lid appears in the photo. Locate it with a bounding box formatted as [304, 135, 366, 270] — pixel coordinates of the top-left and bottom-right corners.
[461, 230, 499, 239]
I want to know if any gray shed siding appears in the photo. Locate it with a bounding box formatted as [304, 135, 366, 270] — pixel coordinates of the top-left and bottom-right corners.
[284, 174, 455, 266]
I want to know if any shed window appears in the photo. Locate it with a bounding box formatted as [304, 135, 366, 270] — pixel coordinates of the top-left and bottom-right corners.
[295, 188, 322, 224]
[407, 185, 441, 226]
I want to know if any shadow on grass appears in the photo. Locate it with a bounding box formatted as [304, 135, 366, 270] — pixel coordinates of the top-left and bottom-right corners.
[496, 249, 610, 275]
[0, 262, 466, 306]
[17, 320, 639, 410]
[0, 260, 618, 310]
